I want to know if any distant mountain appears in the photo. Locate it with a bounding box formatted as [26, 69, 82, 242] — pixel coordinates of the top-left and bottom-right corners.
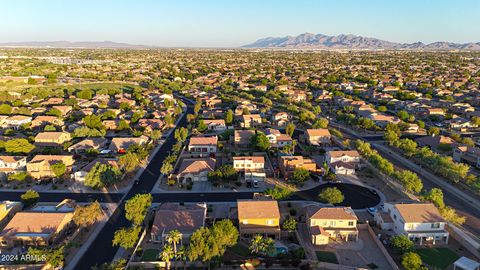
[244, 33, 480, 50]
[0, 41, 150, 48]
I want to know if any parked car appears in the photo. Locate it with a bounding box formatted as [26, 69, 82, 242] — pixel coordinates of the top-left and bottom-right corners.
[367, 207, 377, 216]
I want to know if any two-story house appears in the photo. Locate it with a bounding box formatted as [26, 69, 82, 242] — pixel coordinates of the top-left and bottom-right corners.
[0, 156, 27, 175]
[305, 129, 331, 146]
[27, 155, 75, 179]
[233, 156, 266, 183]
[374, 202, 449, 245]
[237, 199, 281, 239]
[325, 150, 361, 175]
[34, 132, 71, 147]
[278, 155, 318, 179]
[305, 206, 359, 245]
[234, 130, 255, 148]
[187, 136, 218, 155]
[3, 115, 32, 130]
[453, 146, 480, 168]
[203, 119, 227, 133]
[241, 114, 262, 128]
[176, 158, 216, 183]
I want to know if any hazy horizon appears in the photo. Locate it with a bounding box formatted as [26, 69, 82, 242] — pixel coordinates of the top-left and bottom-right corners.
[1, 0, 479, 47]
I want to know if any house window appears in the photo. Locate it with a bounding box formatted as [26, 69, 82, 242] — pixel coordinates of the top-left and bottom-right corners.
[266, 220, 273, 225]
[393, 214, 397, 220]
[431, 223, 440, 229]
[348, 221, 354, 226]
[242, 220, 248, 225]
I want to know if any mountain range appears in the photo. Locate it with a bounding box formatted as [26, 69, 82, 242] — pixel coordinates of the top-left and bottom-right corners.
[243, 33, 480, 50]
[0, 41, 149, 49]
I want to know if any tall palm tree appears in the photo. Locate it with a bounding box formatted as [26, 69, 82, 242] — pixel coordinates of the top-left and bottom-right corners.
[166, 229, 182, 255]
[249, 234, 264, 255]
[161, 244, 174, 270]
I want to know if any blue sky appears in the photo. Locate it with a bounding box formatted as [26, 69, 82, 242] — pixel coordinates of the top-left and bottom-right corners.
[1, 0, 479, 47]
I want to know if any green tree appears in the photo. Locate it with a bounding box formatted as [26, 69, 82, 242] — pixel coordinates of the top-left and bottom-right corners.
[401, 252, 423, 270]
[249, 234, 275, 255]
[5, 138, 35, 154]
[263, 186, 293, 200]
[422, 188, 445, 208]
[224, 109, 234, 125]
[77, 89, 94, 100]
[427, 127, 440, 136]
[50, 161, 66, 178]
[166, 229, 182, 255]
[282, 216, 297, 232]
[125, 194, 152, 225]
[28, 246, 64, 268]
[112, 226, 141, 249]
[46, 108, 62, 118]
[83, 114, 104, 129]
[85, 163, 122, 189]
[0, 104, 12, 115]
[197, 119, 207, 133]
[250, 132, 270, 151]
[312, 118, 329, 129]
[174, 127, 188, 142]
[285, 122, 295, 137]
[92, 259, 126, 270]
[291, 168, 310, 184]
[73, 201, 103, 227]
[118, 152, 141, 173]
[396, 170, 423, 193]
[160, 244, 174, 270]
[390, 235, 414, 253]
[318, 187, 344, 204]
[21, 190, 39, 207]
[161, 161, 174, 175]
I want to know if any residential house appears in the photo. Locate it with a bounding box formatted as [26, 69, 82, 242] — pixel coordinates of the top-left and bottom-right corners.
[305, 206, 359, 245]
[241, 114, 262, 128]
[234, 130, 255, 148]
[273, 112, 290, 127]
[31, 116, 64, 129]
[67, 137, 108, 153]
[27, 155, 75, 179]
[3, 115, 32, 129]
[374, 202, 449, 245]
[188, 136, 218, 155]
[0, 210, 74, 247]
[416, 135, 456, 152]
[278, 155, 318, 179]
[203, 119, 227, 133]
[34, 132, 71, 147]
[52, 105, 72, 116]
[265, 129, 293, 148]
[0, 156, 27, 175]
[151, 203, 207, 245]
[325, 150, 361, 175]
[305, 129, 331, 146]
[176, 158, 216, 183]
[109, 136, 149, 153]
[237, 199, 281, 239]
[367, 113, 401, 128]
[453, 146, 480, 168]
[233, 156, 266, 182]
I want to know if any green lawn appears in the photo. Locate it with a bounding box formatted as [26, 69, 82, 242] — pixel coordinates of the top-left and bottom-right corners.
[415, 247, 459, 269]
[229, 242, 251, 257]
[316, 251, 338, 264]
[141, 249, 160, 261]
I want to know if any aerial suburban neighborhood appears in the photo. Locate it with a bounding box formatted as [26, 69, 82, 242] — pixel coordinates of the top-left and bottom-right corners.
[0, 1, 480, 270]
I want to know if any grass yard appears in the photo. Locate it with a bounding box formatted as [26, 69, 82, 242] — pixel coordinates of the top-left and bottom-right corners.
[416, 247, 459, 269]
[316, 251, 338, 264]
[141, 249, 160, 261]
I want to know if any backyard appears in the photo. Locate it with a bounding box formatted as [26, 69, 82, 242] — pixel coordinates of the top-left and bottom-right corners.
[416, 247, 459, 270]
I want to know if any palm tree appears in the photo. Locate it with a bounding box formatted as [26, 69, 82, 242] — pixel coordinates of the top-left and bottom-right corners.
[249, 234, 275, 256]
[176, 245, 187, 270]
[161, 244, 174, 270]
[249, 234, 264, 255]
[166, 229, 182, 255]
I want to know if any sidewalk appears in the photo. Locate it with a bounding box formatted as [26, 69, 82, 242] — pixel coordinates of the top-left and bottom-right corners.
[65, 203, 118, 270]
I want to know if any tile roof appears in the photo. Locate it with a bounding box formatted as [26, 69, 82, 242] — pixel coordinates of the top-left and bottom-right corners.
[237, 200, 280, 220]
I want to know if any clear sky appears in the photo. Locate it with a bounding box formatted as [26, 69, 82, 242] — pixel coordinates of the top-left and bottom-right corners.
[1, 0, 479, 47]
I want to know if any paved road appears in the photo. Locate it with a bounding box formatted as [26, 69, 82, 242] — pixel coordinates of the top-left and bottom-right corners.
[331, 122, 480, 237]
[73, 96, 196, 269]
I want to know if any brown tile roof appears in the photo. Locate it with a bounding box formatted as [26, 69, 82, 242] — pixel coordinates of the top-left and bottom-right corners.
[0, 156, 26, 163]
[306, 207, 358, 221]
[394, 203, 445, 223]
[0, 212, 71, 237]
[178, 158, 215, 175]
[327, 150, 360, 158]
[306, 129, 331, 137]
[34, 132, 70, 141]
[237, 200, 280, 220]
[152, 203, 206, 235]
[189, 136, 218, 146]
